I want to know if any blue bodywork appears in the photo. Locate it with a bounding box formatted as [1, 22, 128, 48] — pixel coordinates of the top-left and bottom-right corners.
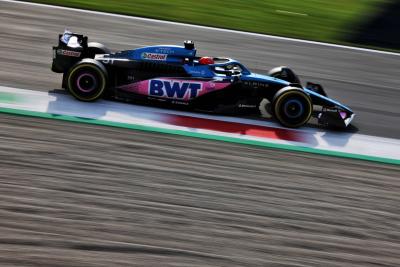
[52, 30, 355, 127]
[112, 45, 197, 64]
[103, 42, 354, 127]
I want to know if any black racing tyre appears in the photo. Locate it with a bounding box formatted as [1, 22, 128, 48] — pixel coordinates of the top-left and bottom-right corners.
[268, 66, 301, 84]
[272, 87, 312, 128]
[66, 59, 108, 102]
[61, 73, 67, 89]
[86, 42, 111, 58]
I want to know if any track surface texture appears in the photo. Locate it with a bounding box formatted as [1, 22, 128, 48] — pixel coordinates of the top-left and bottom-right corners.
[0, 1, 399, 138]
[1, 1, 400, 266]
[1, 114, 400, 267]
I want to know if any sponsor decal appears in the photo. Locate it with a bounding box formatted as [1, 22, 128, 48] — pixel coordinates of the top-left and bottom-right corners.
[243, 81, 269, 88]
[238, 104, 257, 108]
[149, 79, 202, 99]
[189, 70, 207, 75]
[57, 49, 81, 57]
[155, 48, 174, 54]
[171, 100, 189, 105]
[142, 52, 167, 61]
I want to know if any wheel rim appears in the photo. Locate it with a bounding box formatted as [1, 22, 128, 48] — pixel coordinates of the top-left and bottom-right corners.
[283, 99, 304, 119]
[76, 72, 97, 93]
[67, 63, 107, 101]
[273, 89, 312, 128]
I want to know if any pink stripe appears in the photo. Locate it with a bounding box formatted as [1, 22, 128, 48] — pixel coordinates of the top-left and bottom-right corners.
[118, 79, 305, 142]
[118, 78, 231, 101]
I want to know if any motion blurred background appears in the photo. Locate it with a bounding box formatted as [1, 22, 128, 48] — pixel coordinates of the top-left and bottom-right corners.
[1, 1, 399, 267]
[30, 0, 400, 50]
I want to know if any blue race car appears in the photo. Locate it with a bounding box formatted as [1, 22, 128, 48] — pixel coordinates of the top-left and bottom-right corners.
[51, 30, 354, 128]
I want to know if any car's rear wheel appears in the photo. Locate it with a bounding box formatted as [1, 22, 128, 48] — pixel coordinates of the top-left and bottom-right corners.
[272, 87, 312, 128]
[61, 43, 110, 89]
[66, 59, 108, 102]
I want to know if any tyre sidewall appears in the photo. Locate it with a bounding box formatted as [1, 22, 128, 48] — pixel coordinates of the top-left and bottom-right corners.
[67, 60, 107, 101]
[273, 88, 312, 128]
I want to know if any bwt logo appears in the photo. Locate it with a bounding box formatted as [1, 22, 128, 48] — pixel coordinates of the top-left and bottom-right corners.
[149, 79, 202, 99]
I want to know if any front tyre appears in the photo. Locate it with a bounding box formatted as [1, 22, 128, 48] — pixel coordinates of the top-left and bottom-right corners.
[66, 59, 107, 102]
[272, 87, 312, 128]
[268, 66, 300, 84]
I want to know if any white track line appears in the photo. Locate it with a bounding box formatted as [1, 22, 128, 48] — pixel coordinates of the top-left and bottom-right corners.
[1, 86, 400, 162]
[3, 0, 400, 57]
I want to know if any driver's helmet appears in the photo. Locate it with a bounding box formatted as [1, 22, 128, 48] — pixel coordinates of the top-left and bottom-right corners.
[199, 57, 214, 65]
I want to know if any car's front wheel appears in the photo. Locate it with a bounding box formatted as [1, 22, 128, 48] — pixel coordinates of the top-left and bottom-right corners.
[272, 87, 312, 128]
[66, 59, 108, 102]
[268, 66, 300, 84]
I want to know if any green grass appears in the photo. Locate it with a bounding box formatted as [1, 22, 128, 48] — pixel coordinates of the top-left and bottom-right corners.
[30, 0, 386, 46]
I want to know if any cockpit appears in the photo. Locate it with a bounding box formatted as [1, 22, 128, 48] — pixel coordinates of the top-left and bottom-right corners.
[196, 57, 249, 76]
[181, 40, 251, 78]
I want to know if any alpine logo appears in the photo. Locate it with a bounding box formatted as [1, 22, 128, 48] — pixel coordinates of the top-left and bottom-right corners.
[149, 79, 202, 99]
[142, 52, 167, 61]
[57, 49, 81, 57]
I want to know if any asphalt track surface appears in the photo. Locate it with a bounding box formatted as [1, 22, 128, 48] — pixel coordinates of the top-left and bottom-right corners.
[1, 1, 400, 138]
[0, 1, 400, 266]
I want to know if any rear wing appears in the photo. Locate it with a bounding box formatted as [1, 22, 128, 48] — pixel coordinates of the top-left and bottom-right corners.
[52, 30, 88, 73]
[57, 30, 88, 48]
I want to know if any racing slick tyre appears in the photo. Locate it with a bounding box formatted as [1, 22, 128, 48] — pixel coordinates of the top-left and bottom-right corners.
[272, 87, 312, 128]
[268, 66, 301, 84]
[86, 42, 111, 58]
[61, 43, 110, 89]
[66, 59, 108, 102]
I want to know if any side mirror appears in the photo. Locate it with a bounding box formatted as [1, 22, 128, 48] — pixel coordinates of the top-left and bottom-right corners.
[306, 82, 327, 97]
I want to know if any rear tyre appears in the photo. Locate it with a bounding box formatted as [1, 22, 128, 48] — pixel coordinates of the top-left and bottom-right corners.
[61, 43, 110, 89]
[268, 66, 301, 84]
[66, 59, 108, 102]
[272, 87, 312, 128]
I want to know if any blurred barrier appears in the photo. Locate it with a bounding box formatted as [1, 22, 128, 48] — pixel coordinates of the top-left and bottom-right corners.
[349, 1, 400, 50]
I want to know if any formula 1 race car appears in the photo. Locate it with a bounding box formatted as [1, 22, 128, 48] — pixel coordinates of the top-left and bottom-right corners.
[51, 30, 354, 128]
